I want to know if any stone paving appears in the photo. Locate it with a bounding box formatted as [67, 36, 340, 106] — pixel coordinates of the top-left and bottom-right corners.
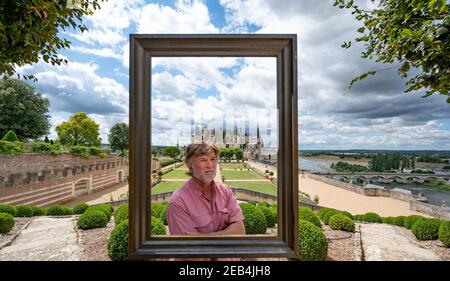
[0, 216, 83, 261]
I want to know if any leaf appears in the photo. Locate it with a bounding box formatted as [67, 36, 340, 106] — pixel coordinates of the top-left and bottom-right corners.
[357, 27, 365, 33]
[347, 71, 377, 90]
[428, 0, 436, 13]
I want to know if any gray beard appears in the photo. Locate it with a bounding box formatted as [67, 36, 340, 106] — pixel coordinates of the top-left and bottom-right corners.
[194, 170, 216, 184]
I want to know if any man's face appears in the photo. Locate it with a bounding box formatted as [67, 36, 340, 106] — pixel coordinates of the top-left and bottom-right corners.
[191, 151, 217, 184]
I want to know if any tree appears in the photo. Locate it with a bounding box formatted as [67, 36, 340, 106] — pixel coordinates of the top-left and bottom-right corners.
[334, 0, 450, 102]
[56, 112, 101, 147]
[163, 146, 181, 159]
[0, 79, 50, 140]
[108, 123, 128, 156]
[2, 130, 18, 142]
[234, 148, 244, 162]
[0, 0, 104, 80]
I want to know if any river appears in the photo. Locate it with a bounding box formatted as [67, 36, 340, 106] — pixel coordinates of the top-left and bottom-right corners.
[299, 157, 450, 208]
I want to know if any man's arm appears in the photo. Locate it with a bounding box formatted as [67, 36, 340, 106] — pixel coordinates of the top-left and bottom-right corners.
[186, 220, 245, 236]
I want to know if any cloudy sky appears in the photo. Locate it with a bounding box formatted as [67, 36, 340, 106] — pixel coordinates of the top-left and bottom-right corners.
[19, 0, 450, 150]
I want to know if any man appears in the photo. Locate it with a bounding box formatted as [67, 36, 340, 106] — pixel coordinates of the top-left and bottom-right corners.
[166, 143, 245, 260]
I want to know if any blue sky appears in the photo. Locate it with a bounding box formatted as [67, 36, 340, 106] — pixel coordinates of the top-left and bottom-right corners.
[18, 0, 450, 149]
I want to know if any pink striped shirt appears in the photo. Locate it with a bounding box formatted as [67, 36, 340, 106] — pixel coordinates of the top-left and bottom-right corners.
[167, 178, 244, 261]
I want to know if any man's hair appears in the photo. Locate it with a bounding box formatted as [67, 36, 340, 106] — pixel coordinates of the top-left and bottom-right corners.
[185, 143, 219, 176]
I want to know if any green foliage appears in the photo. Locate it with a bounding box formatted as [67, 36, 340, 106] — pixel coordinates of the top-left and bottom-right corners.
[340, 211, 353, 220]
[56, 112, 101, 147]
[32, 141, 63, 155]
[257, 205, 276, 228]
[219, 148, 244, 161]
[257, 202, 270, 208]
[72, 203, 89, 215]
[108, 123, 128, 156]
[404, 215, 425, 229]
[393, 216, 406, 227]
[332, 161, 369, 172]
[77, 210, 108, 230]
[0, 1, 103, 80]
[107, 220, 129, 261]
[361, 212, 382, 223]
[0, 79, 50, 140]
[159, 158, 178, 168]
[322, 209, 341, 225]
[0, 212, 15, 234]
[382, 216, 395, 224]
[240, 203, 267, 234]
[438, 220, 450, 247]
[45, 205, 67, 216]
[334, 0, 450, 100]
[412, 218, 442, 240]
[69, 145, 90, 158]
[64, 207, 72, 215]
[329, 214, 355, 232]
[369, 152, 413, 172]
[151, 203, 163, 218]
[318, 208, 334, 220]
[0, 140, 23, 154]
[159, 205, 168, 225]
[87, 204, 112, 222]
[114, 204, 129, 225]
[88, 146, 105, 156]
[2, 130, 18, 142]
[298, 220, 328, 261]
[150, 216, 166, 235]
[0, 204, 17, 216]
[163, 146, 181, 159]
[15, 205, 33, 217]
[299, 207, 321, 228]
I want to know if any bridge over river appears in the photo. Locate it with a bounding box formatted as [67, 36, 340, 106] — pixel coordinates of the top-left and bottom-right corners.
[313, 172, 450, 184]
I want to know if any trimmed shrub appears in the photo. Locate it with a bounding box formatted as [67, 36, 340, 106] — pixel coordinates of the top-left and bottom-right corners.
[88, 204, 112, 221]
[89, 147, 105, 156]
[241, 203, 267, 234]
[382, 217, 394, 224]
[318, 208, 335, 220]
[299, 207, 321, 228]
[340, 211, 353, 220]
[151, 216, 166, 235]
[151, 203, 163, 218]
[329, 214, 355, 232]
[77, 210, 108, 230]
[0, 212, 15, 234]
[438, 220, 450, 247]
[0, 204, 17, 216]
[30, 206, 45, 216]
[393, 216, 406, 227]
[69, 145, 91, 158]
[73, 203, 89, 215]
[64, 207, 72, 216]
[0, 140, 23, 154]
[159, 205, 168, 225]
[114, 204, 129, 225]
[323, 209, 340, 225]
[353, 214, 363, 221]
[46, 205, 67, 216]
[258, 205, 276, 228]
[298, 220, 328, 261]
[107, 220, 129, 261]
[404, 215, 424, 229]
[362, 212, 382, 223]
[15, 205, 33, 217]
[2, 130, 18, 142]
[257, 202, 270, 208]
[412, 218, 442, 240]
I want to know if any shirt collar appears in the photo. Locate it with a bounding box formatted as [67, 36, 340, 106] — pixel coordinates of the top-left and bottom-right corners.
[189, 177, 217, 198]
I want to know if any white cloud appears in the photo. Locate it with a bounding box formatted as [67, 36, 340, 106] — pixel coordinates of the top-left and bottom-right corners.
[69, 46, 122, 59]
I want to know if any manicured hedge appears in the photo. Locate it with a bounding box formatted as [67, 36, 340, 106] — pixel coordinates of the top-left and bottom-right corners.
[107, 220, 129, 261]
[88, 204, 112, 221]
[393, 216, 406, 227]
[77, 210, 108, 230]
[159, 205, 168, 226]
[404, 215, 424, 229]
[30, 206, 45, 216]
[438, 220, 450, 247]
[46, 205, 68, 216]
[73, 203, 89, 215]
[258, 205, 276, 228]
[0, 212, 15, 234]
[382, 216, 394, 224]
[323, 209, 340, 225]
[329, 214, 355, 232]
[151, 216, 166, 235]
[298, 220, 328, 261]
[299, 207, 321, 228]
[15, 206, 34, 217]
[0, 204, 16, 216]
[240, 203, 267, 234]
[114, 204, 129, 225]
[412, 218, 442, 240]
[361, 212, 382, 223]
[318, 208, 334, 220]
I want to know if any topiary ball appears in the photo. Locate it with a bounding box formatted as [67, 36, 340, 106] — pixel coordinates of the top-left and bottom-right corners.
[323, 209, 340, 225]
[393, 216, 406, 227]
[329, 214, 355, 232]
[382, 217, 394, 224]
[0, 204, 17, 216]
[72, 203, 89, 215]
[258, 205, 276, 228]
[298, 220, 328, 261]
[241, 203, 267, 234]
[15, 206, 34, 217]
[412, 218, 441, 240]
[107, 220, 128, 261]
[114, 204, 129, 225]
[30, 206, 45, 216]
[64, 207, 72, 216]
[318, 208, 334, 220]
[362, 212, 382, 223]
[151, 203, 163, 218]
[438, 220, 450, 247]
[299, 207, 321, 228]
[340, 211, 353, 220]
[159, 205, 168, 226]
[77, 210, 108, 230]
[0, 212, 15, 234]
[404, 215, 424, 229]
[150, 216, 166, 235]
[46, 205, 67, 216]
[87, 204, 112, 221]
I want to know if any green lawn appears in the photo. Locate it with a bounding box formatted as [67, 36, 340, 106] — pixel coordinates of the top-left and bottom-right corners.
[220, 163, 245, 169]
[151, 182, 183, 194]
[225, 181, 277, 196]
[221, 170, 263, 180]
[175, 164, 188, 170]
[163, 169, 190, 179]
